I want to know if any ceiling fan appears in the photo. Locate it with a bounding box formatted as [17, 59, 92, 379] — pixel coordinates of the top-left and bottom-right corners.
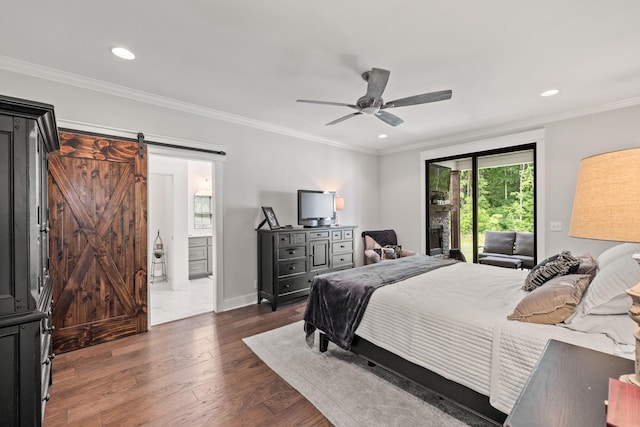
[297, 68, 452, 127]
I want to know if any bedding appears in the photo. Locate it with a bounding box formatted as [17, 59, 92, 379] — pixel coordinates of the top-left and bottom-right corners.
[305, 250, 636, 417]
[303, 255, 456, 349]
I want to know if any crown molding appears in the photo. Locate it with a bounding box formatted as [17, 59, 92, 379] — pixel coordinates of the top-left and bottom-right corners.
[0, 55, 377, 155]
[2, 55, 638, 158]
[378, 95, 640, 156]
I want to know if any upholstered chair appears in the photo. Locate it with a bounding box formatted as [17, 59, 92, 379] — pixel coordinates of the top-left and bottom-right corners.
[362, 229, 417, 264]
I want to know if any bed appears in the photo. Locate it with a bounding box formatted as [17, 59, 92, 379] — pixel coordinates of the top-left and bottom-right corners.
[303, 243, 640, 423]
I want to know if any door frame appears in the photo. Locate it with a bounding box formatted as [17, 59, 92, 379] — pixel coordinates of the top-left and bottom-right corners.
[420, 129, 546, 262]
[147, 145, 224, 319]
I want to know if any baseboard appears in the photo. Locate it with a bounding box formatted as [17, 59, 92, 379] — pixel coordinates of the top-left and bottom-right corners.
[221, 293, 257, 312]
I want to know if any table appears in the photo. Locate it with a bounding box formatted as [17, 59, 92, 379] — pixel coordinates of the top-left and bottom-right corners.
[504, 339, 634, 427]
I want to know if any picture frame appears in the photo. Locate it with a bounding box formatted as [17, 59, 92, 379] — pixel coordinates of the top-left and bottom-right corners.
[261, 206, 281, 229]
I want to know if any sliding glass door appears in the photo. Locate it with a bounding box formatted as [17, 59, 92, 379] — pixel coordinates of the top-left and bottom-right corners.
[426, 144, 536, 264]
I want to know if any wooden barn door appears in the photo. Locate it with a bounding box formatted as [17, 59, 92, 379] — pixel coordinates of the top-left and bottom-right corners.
[49, 131, 147, 354]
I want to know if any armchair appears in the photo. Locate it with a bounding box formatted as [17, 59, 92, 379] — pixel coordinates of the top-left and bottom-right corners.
[362, 229, 417, 265]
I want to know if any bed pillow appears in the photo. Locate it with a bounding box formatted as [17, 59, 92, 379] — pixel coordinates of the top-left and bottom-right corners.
[579, 254, 640, 315]
[563, 311, 635, 346]
[523, 251, 580, 291]
[575, 253, 597, 281]
[596, 243, 640, 271]
[508, 274, 591, 324]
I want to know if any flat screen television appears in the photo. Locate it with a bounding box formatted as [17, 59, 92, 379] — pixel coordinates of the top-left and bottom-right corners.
[297, 190, 336, 227]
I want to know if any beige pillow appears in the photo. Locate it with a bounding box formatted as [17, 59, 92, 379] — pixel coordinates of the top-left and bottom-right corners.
[508, 274, 591, 324]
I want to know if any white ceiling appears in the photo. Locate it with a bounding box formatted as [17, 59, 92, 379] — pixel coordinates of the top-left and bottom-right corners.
[1, 1, 640, 154]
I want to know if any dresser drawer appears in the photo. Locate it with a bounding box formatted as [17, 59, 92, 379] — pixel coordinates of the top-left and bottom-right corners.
[332, 230, 343, 240]
[276, 233, 291, 246]
[189, 259, 208, 276]
[292, 233, 306, 245]
[343, 229, 353, 239]
[278, 259, 307, 278]
[309, 230, 330, 240]
[278, 276, 311, 296]
[277, 232, 306, 246]
[278, 245, 306, 260]
[189, 246, 207, 261]
[189, 236, 209, 247]
[332, 241, 353, 254]
[332, 253, 353, 268]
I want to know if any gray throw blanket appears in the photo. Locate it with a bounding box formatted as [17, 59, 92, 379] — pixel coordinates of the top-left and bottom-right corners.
[303, 255, 457, 350]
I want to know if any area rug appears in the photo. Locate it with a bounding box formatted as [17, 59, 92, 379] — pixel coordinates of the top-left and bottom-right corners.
[243, 321, 495, 427]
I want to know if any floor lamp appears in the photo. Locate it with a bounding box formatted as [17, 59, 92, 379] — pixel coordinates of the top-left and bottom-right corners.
[569, 147, 640, 385]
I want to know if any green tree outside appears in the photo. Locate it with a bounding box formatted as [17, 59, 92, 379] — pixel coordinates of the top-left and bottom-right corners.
[458, 163, 534, 259]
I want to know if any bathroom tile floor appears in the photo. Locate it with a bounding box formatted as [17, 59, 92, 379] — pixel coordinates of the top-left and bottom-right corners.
[149, 276, 214, 326]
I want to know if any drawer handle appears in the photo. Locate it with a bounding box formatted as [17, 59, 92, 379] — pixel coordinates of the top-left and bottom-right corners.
[289, 251, 295, 255]
[289, 266, 296, 271]
[284, 284, 290, 289]
[340, 245, 345, 248]
[340, 258, 345, 262]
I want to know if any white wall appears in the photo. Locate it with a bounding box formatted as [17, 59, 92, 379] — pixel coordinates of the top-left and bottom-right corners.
[379, 105, 640, 259]
[0, 69, 379, 310]
[148, 155, 190, 291]
[148, 173, 174, 281]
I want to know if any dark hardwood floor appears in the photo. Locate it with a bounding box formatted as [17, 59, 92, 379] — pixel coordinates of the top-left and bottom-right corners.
[44, 300, 331, 426]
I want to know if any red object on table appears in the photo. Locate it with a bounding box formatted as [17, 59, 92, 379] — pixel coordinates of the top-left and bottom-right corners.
[607, 378, 640, 427]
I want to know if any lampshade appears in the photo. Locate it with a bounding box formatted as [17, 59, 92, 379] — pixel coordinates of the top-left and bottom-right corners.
[335, 197, 345, 211]
[569, 148, 640, 242]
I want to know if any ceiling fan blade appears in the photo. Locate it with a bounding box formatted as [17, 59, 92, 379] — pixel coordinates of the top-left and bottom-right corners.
[382, 89, 452, 109]
[375, 110, 404, 127]
[326, 112, 362, 126]
[364, 68, 390, 99]
[297, 99, 359, 110]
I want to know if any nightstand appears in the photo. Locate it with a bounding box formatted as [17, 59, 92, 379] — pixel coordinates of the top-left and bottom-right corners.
[504, 339, 634, 427]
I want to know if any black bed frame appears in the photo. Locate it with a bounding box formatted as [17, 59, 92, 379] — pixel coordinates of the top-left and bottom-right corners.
[319, 333, 507, 425]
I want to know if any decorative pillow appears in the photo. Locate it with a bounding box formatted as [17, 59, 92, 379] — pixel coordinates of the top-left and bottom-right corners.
[508, 274, 591, 324]
[483, 231, 516, 255]
[523, 251, 580, 291]
[381, 247, 396, 260]
[596, 243, 640, 271]
[385, 244, 403, 259]
[575, 253, 597, 281]
[579, 254, 640, 315]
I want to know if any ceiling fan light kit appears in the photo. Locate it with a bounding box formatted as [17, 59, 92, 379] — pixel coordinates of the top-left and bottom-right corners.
[297, 67, 452, 127]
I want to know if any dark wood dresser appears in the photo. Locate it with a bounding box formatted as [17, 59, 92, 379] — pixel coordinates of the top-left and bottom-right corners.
[0, 95, 59, 426]
[257, 226, 356, 310]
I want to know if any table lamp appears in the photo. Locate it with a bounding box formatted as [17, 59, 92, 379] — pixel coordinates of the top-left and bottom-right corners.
[335, 196, 345, 225]
[569, 147, 640, 385]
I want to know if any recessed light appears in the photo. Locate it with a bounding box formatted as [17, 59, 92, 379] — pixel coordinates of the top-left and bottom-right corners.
[540, 89, 559, 97]
[378, 134, 388, 139]
[110, 47, 136, 60]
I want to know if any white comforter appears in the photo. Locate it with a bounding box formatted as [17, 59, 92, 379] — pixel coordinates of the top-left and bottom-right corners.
[354, 262, 632, 414]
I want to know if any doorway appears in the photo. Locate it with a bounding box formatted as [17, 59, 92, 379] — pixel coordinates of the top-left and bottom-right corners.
[147, 150, 220, 326]
[426, 144, 536, 264]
